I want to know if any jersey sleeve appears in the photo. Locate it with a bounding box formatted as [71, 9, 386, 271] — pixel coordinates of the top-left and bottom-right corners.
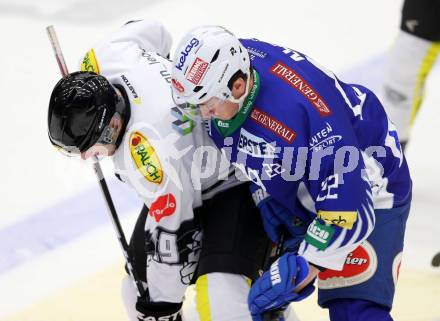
[297, 123, 375, 271]
[78, 19, 172, 74]
[113, 128, 201, 303]
[114, 20, 173, 57]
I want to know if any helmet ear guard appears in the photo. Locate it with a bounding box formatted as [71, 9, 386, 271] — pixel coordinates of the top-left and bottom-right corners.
[171, 25, 251, 107]
[48, 71, 122, 155]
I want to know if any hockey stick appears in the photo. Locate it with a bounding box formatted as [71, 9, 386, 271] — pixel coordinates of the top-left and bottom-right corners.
[46, 25, 146, 298]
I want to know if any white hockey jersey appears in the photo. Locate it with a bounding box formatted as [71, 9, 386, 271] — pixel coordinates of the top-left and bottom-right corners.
[78, 20, 241, 303]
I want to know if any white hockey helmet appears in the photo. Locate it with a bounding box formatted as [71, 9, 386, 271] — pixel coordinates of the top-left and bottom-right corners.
[171, 25, 251, 107]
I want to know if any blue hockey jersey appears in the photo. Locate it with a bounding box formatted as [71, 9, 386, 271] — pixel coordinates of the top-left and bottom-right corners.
[206, 39, 412, 270]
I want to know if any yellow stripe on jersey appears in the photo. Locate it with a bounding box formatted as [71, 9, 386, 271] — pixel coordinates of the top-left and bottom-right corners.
[195, 275, 212, 321]
[410, 42, 440, 125]
[81, 48, 101, 74]
[246, 276, 252, 288]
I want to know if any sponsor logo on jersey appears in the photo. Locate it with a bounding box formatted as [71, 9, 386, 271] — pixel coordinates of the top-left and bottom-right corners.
[317, 210, 358, 230]
[318, 241, 378, 289]
[250, 108, 296, 143]
[141, 50, 160, 65]
[247, 46, 267, 59]
[270, 62, 332, 117]
[129, 132, 163, 184]
[238, 128, 276, 158]
[270, 259, 282, 285]
[186, 57, 209, 85]
[175, 37, 200, 71]
[309, 122, 342, 151]
[304, 219, 335, 250]
[149, 193, 177, 222]
[81, 49, 100, 74]
[121, 75, 141, 104]
[141, 50, 172, 84]
[171, 106, 195, 135]
[159, 69, 172, 84]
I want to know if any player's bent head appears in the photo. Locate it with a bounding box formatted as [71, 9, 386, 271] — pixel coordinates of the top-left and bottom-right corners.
[48, 71, 125, 157]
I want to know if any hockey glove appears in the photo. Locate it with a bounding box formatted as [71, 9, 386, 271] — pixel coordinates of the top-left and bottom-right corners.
[136, 299, 182, 321]
[248, 253, 315, 321]
[250, 184, 307, 251]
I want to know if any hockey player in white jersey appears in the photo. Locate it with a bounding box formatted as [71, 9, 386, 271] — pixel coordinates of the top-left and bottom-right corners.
[47, 20, 274, 321]
[382, 0, 440, 150]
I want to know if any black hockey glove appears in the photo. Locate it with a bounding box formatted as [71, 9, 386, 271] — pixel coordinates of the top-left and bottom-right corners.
[136, 299, 182, 321]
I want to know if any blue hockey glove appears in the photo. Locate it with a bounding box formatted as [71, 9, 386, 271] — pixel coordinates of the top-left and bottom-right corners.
[250, 184, 307, 251]
[248, 253, 315, 321]
[262, 309, 285, 321]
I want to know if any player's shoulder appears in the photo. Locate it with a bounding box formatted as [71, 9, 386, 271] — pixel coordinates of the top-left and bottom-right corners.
[239, 38, 274, 57]
[113, 120, 188, 194]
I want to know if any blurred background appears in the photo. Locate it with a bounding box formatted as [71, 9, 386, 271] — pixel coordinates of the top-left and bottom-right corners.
[0, 0, 439, 320]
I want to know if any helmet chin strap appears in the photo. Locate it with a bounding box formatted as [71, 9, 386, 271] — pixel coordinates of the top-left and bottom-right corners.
[227, 70, 252, 110]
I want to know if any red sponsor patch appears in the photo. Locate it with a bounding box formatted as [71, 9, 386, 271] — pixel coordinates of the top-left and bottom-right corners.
[270, 61, 331, 117]
[186, 57, 209, 85]
[172, 78, 185, 93]
[250, 107, 296, 143]
[149, 193, 177, 222]
[318, 241, 377, 289]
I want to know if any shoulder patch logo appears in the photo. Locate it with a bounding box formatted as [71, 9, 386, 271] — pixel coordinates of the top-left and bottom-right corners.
[81, 49, 100, 74]
[129, 132, 163, 184]
[270, 61, 331, 117]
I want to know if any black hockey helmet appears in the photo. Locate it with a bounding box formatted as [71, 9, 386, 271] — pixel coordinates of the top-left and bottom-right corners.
[48, 71, 120, 155]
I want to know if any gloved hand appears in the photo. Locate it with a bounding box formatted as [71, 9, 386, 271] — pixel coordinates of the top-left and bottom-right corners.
[248, 253, 315, 321]
[250, 184, 307, 251]
[262, 309, 286, 321]
[136, 299, 182, 321]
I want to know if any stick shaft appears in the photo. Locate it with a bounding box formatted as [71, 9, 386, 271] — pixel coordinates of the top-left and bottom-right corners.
[46, 25, 146, 297]
[46, 26, 69, 76]
[93, 163, 146, 297]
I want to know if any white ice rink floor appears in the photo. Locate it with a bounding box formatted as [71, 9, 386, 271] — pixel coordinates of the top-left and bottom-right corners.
[0, 0, 439, 320]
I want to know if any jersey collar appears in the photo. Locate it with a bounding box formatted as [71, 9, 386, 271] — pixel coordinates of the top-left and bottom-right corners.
[213, 69, 260, 137]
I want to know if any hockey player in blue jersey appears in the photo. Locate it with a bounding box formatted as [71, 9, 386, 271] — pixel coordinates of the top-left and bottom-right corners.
[170, 26, 412, 321]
